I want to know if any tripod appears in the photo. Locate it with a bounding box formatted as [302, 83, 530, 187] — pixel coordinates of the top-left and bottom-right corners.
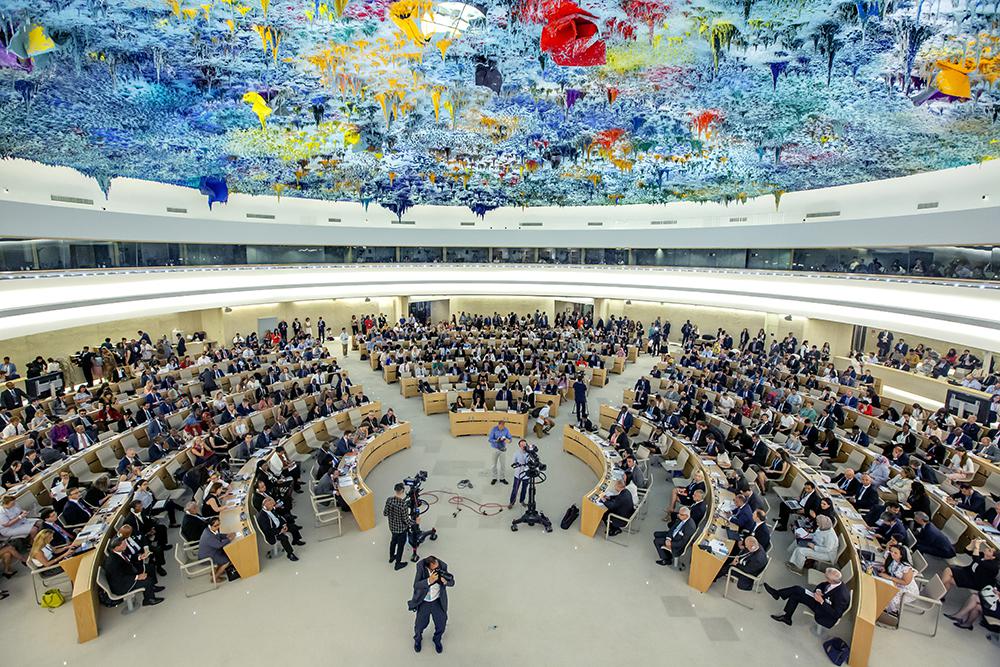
[510, 470, 552, 533]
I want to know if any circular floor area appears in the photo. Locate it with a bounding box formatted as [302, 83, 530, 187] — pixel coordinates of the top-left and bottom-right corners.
[0, 348, 992, 667]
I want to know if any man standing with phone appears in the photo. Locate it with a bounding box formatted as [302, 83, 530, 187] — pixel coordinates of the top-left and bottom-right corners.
[407, 555, 455, 653]
[488, 420, 511, 486]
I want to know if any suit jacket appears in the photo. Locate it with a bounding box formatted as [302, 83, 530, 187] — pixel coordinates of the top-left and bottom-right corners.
[832, 474, 861, 498]
[914, 523, 956, 559]
[666, 517, 697, 558]
[730, 503, 754, 532]
[104, 551, 140, 596]
[852, 485, 879, 510]
[256, 508, 289, 545]
[750, 521, 771, 552]
[730, 547, 768, 590]
[180, 513, 206, 543]
[954, 491, 987, 517]
[198, 529, 232, 566]
[603, 489, 635, 519]
[408, 558, 455, 612]
[688, 500, 706, 526]
[814, 581, 851, 628]
[614, 408, 634, 432]
[61, 499, 93, 526]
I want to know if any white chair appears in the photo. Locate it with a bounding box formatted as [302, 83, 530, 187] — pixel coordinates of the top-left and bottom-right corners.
[723, 557, 771, 609]
[603, 496, 645, 545]
[894, 574, 946, 636]
[494, 400, 508, 411]
[173, 543, 218, 597]
[95, 567, 144, 614]
[30, 562, 73, 604]
[348, 408, 362, 427]
[310, 491, 343, 541]
[940, 513, 968, 543]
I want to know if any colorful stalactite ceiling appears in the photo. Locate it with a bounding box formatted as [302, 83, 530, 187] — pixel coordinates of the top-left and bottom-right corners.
[0, 1, 998, 216]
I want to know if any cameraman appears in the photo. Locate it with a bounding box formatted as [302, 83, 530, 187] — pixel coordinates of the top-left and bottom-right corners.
[508, 439, 533, 509]
[384, 483, 415, 571]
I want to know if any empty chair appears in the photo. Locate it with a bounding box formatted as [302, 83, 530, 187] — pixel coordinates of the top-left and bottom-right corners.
[494, 400, 508, 411]
[310, 490, 343, 541]
[348, 408, 363, 428]
[96, 445, 120, 471]
[149, 475, 186, 502]
[250, 413, 266, 432]
[69, 458, 102, 484]
[941, 513, 968, 544]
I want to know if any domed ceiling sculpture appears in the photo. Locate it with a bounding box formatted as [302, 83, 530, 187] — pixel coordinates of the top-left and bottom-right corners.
[0, 0, 997, 216]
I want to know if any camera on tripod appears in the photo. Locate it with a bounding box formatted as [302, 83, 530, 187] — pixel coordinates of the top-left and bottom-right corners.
[402, 470, 437, 560]
[511, 446, 552, 533]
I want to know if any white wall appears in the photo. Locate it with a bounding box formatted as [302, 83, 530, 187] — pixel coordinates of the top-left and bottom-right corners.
[448, 296, 555, 320]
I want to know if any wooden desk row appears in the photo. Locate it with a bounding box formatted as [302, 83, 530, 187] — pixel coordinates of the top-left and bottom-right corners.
[561, 425, 619, 537]
[336, 422, 413, 531]
[449, 410, 528, 439]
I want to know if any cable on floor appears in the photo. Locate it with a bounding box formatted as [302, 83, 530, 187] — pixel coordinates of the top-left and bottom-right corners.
[419, 488, 507, 517]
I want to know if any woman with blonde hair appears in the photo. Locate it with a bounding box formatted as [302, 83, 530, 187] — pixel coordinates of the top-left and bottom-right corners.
[28, 530, 71, 569]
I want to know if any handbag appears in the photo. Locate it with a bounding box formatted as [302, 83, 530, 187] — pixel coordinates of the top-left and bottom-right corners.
[822, 638, 849, 665]
[716, 451, 732, 468]
[40, 589, 65, 609]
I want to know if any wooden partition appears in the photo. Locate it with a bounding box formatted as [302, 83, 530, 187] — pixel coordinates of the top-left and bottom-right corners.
[562, 424, 615, 536]
[449, 410, 527, 438]
[220, 458, 261, 579]
[590, 367, 608, 387]
[337, 422, 413, 530]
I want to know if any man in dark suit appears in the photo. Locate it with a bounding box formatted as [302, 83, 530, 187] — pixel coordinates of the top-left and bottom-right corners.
[599, 479, 635, 536]
[741, 434, 769, 472]
[776, 481, 820, 531]
[653, 506, 696, 566]
[408, 555, 455, 654]
[764, 567, 850, 628]
[257, 497, 304, 561]
[848, 425, 870, 448]
[951, 483, 987, 517]
[180, 501, 207, 544]
[60, 487, 94, 526]
[0, 381, 27, 409]
[728, 494, 755, 533]
[123, 500, 168, 576]
[850, 473, 879, 511]
[716, 535, 768, 590]
[912, 512, 956, 559]
[687, 489, 707, 525]
[39, 508, 76, 549]
[749, 510, 771, 551]
[613, 405, 634, 433]
[831, 468, 861, 498]
[116, 448, 144, 475]
[104, 537, 163, 606]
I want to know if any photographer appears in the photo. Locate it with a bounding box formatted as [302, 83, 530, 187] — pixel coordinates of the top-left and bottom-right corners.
[408, 555, 455, 654]
[384, 483, 415, 571]
[508, 439, 534, 509]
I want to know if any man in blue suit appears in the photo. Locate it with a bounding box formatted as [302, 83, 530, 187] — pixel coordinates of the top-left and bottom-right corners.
[911, 512, 956, 559]
[728, 494, 755, 533]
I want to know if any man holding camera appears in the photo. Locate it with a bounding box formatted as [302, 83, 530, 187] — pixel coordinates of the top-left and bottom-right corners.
[408, 555, 455, 654]
[509, 439, 533, 509]
[488, 420, 511, 485]
[384, 483, 415, 571]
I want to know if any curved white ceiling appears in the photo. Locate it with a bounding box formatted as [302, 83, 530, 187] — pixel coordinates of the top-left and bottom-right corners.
[1, 265, 997, 351]
[0, 159, 997, 247]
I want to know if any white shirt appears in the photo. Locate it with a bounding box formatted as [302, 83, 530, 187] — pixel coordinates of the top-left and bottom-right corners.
[536, 405, 550, 425]
[424, 579, 441, 602]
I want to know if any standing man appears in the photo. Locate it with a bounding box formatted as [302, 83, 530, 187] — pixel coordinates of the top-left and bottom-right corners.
[339, 327, 350, 356]
[317, 317, 326, 343]
[508, 439, 531, 509]
[573, 374, 588, 423]
[408, 555, 455, 654]
[384, 483, 415, 571]
[488, 420, 511, 486]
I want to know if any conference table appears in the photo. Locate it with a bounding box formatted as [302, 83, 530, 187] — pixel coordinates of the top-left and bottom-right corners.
[61, 447, 194, 643]
[448, 409, 527, 438]
[561, 424, 619, 537]
[219, 457, 264, 579]
[336, 422, 413, 530]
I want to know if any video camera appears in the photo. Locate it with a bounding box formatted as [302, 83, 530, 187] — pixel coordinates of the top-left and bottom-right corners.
[513, 446, 546, 478]
[403, 470, 428, 488]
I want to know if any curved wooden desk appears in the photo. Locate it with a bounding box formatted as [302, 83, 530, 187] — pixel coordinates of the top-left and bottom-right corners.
[337, 422, 412, 531]
[448, 409, 527, 438]
[220, 457, 262, 579]
[679, 438, 736, 592]
[562, 424, 617, 536]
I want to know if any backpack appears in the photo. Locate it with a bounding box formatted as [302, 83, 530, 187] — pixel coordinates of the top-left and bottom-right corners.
[560, 504, 580, 530]
[40, 589, 65, 610]
[822, 638, 849, 666]
[583, 418, 597, 432]
[530, 406, 543, 418]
